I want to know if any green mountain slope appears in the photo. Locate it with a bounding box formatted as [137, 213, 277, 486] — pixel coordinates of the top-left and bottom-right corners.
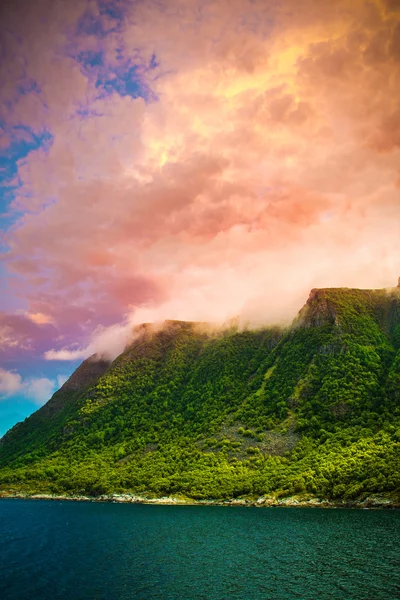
[1, 286, 400, 502]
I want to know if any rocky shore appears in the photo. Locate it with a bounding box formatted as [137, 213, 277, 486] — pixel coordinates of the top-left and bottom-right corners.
[0, 491, 398, 509]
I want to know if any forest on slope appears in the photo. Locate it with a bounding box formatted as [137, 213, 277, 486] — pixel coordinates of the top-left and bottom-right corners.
[1, 285, 400, 502]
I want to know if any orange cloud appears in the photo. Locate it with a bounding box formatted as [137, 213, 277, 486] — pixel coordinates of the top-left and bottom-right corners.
[26, 312, 54, 325]
[1, 0, 400, 357]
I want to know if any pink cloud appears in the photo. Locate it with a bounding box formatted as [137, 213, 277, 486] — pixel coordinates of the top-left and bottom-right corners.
[1, 0, 400, 360]
[0, 313, 58, 358]
[45, 318, 135, 361]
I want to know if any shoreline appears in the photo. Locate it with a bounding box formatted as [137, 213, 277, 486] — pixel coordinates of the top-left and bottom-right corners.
[1, 491, 399, 509]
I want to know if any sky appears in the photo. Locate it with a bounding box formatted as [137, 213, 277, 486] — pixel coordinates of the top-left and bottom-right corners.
[0, 0, 400, 435]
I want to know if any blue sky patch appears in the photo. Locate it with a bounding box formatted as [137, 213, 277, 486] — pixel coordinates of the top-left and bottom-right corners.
[0, 126, 53, 231]
[98, 0, 127, 22]
[74, 47, 159, 102]
[77, 50, 104, 70]
[76, 7, 123, 38]
[0, 126, 53, 184]
[96, 64, 144, 98]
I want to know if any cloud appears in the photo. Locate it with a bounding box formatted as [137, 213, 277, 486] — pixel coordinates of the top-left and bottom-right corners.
[45, 318, 134, 361]
[0, 367, 68, 405]
[0, 368, 22, 395]
[382, 0, 400, 12]
[1, 0, 400, 363]
[25, 312, 54, 325]
[0, 313, 58, 356]
[56, 374, 69, 387]
[25, 377, 57, 404]
[44, 348, 88, 362]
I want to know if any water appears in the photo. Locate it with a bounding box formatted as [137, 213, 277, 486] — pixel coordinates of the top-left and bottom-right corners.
[1, 500, 399, 600]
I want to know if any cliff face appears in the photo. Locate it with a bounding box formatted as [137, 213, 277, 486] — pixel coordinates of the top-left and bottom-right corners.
[42, 356, 112, 418]
[60, 355, 111, 393]
[297, 286, 400, 339]
[0, 284, 400, 502]
[296, 289, 339, 327]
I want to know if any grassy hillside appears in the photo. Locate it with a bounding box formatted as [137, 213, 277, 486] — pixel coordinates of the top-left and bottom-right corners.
[1, 286, 400, 501]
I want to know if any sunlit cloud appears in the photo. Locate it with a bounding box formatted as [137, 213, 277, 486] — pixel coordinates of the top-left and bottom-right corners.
[1, 0, 400, 366]
[45, 318, 134, 361]
[25, 312, 54, 325]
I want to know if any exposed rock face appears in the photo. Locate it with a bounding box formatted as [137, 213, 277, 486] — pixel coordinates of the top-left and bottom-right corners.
[40, 355, 112, 417]
[59, 355, 111, 392]
[295, 289, 338, 328]
[295, 285, 400, 332]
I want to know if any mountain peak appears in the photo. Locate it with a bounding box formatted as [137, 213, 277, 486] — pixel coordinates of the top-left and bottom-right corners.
[296, 284, 400, 331]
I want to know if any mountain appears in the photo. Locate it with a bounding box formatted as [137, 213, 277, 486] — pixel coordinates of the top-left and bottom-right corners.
[1, 284, 400, 502]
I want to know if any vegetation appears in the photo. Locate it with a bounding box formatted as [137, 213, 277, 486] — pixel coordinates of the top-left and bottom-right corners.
[1, 287, 400, 502]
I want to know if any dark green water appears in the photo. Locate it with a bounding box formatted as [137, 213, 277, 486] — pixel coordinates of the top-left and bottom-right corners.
[1, 500, 399, 600]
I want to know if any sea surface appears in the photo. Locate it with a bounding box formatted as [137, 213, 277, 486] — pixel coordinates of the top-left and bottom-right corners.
[1, 500, 399, 600]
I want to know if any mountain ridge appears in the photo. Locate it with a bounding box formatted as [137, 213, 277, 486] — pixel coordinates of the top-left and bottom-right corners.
[1, 283, 399, 503]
